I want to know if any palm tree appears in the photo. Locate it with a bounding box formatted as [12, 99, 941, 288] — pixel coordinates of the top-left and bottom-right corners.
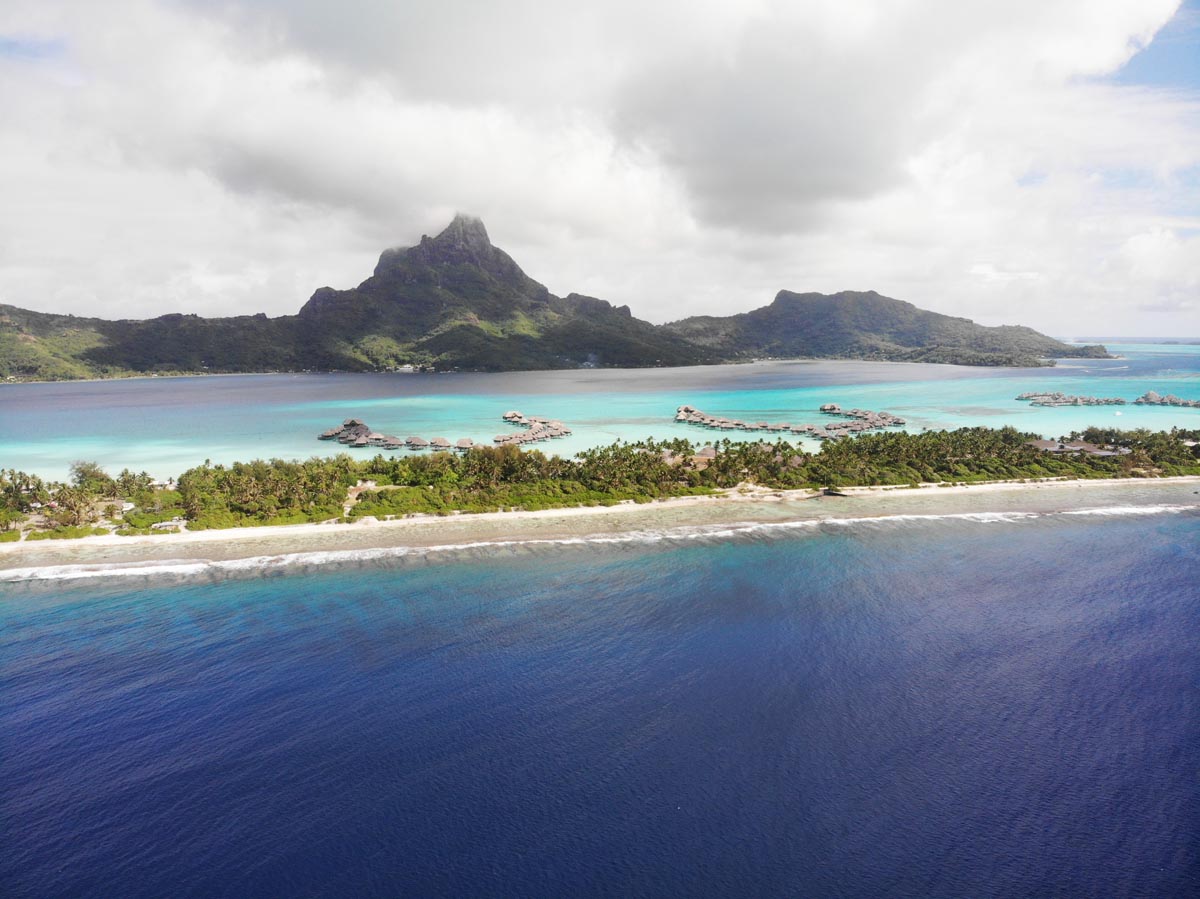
[51, 485, 96, 528]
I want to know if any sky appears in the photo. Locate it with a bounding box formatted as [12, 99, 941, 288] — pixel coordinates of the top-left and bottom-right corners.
[0, 0, 1197, 337]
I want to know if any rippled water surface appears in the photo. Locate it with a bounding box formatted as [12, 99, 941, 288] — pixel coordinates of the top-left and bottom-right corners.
[4, 510, 1199, 897]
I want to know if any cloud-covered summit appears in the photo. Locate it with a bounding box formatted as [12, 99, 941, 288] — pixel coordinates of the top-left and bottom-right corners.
[0, 0, 1195, 335]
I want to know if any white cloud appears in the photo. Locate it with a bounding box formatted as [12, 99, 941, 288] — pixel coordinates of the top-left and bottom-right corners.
[0, 0, 1195, 335]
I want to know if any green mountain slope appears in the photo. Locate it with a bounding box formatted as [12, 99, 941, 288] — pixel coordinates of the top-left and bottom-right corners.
[663, 290, 1109, 367]
[0, 218, 1108, 381]
[0, 216, 715, 378]
[292, 216, 716, 370]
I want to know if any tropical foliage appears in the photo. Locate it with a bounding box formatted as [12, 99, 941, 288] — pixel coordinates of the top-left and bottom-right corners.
[0, 427, 1196, 539]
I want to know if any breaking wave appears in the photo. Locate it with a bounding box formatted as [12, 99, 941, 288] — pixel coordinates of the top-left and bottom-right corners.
[3, 503, 1196, 584]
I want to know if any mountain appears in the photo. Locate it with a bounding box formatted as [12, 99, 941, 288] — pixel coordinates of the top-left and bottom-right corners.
[0, 216, 714, 378]
[663, 289, 1109, 367]
[290, 215, 716, 371]
[0, 216, 1107, 380]
[0, 305, 307, 380]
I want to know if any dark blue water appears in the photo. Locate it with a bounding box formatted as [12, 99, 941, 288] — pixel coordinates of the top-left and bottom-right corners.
[3, 513, 1199, 897]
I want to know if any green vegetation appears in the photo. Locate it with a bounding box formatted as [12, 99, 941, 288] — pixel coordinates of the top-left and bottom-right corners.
[27, 526, 111, 541]
[347, 444, 716, 519]
[0, 217, 1105, 382]
[171, 427, 1200, 529]
[662, 290, 1109, 367]
[177, 457, 357, 529]
[0, 427, 1195, 542]
[1, 461, 167, 541]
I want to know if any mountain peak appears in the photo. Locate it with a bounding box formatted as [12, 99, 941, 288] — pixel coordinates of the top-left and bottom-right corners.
[435, 213, 491, 251]
[360, 214, 550, 308]
[412, 213, 497, 266]
[371, 214, 496, 278]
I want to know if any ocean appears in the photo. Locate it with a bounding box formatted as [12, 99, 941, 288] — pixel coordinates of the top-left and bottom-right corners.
[1, 342, 1197, 482]
[3, 507, 1199, 897]
[2, 343, 1199, 896]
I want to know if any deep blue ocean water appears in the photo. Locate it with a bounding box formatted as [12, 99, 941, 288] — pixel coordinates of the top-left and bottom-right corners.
[4, 510, 1199, 897]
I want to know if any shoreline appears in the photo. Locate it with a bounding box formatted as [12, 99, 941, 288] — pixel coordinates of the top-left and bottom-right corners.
[3, 475, 1198, 578]
[0, 349, 1136, 388]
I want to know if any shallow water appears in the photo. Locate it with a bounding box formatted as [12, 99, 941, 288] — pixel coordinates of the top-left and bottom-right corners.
[3, 343, 1198, 897]
[1, 342, 1197, 480]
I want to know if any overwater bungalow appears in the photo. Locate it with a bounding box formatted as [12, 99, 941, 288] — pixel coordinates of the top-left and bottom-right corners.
[407, 436, 430, 449]
[670, 401, 908, 443]
[491, 410, 574, 445]
[1135, 390, 1200, 407]
[1018, 391, 1129, 407]
[430, 437, 452, 450]
[455, 438, 474, 450]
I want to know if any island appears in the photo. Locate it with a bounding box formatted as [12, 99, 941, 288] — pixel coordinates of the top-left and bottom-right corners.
[0, 216, 1109, 380]
[2, 424, 1196, 543]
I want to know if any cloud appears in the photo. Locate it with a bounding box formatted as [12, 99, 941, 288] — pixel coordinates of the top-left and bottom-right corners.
[0, 0, 1195, 336]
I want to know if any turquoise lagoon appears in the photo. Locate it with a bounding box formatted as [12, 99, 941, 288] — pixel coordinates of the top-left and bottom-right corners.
[4, 344, 1200, 898]
[0, 343, 1196, 480]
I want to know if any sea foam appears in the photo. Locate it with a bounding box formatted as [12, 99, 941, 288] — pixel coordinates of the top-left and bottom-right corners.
[3, 502, 1196, 584]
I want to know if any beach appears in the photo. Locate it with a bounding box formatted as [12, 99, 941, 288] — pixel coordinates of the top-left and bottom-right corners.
[4, 475, 1198, 579]
[7, 473, 1199, 897]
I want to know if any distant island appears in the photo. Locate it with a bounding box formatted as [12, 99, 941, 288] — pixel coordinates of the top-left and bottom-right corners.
[0, 215, 1110, 381]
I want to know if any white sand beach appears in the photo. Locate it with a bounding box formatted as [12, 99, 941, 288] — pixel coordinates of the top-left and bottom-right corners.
[2, 475, 1198, 579]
